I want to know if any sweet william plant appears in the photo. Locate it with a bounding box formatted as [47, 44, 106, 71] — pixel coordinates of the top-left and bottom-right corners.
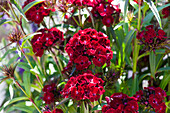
[0, 0, 169, 113]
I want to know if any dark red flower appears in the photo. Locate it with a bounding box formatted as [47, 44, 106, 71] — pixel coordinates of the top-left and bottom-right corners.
[43, 108, 63, 113]
[74, 55, 91, 70]
[63, 28, 112, 72]
[102, 93, 138, 113]
[42, 83, 55, 92]
[102, 15, 114, 27]
[136, 25, 167, 50]
[43, 92, 54, 104]
[92, 55, 106, 67]
[61, 72, 105, 102]
[31, 28, 64, 57]
[133, 0, 143, 5]
[149, 94, 162, 108]
[52, 108, 63, 113]
[134, 87, 166, 111]
[162, 3, 170, 18]
[23, 0, 52, 24]
[155, 103, 166, 113]
[69, 0, 98, 7]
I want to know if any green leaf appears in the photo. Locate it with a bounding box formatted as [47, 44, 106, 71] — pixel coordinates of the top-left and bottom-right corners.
[92, 105, 102, 111]
[113, 21, 125, 30]
[17, 62, 31, 71]
[23, 71, 31, 97]
[10, 0, 28, 22]
[0, 97, 29, 111]
[139, 73, 150, 84]
[124, 0, 129, 19]
[23, 0, 45, 13]
[129, 0, 138, 9]
[130, 74, 139, 96]
[9, 84, 14, 99]
[149, 51, 156, 79]
[21, 33, 40, 48]
[0, 19, 12, 26]
[166, 92, 170, 96]
[0, 48, 17, 62]
[31, 84, 41, 93]
[159, 72, 170, 90]
[6, 102, 35, 113]
[143, 3, 170, 25]
[157, 67, 170, 72]
[145, 0, 162, 28]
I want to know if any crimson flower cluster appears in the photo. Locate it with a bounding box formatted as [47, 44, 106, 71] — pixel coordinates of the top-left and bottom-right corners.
[136, 25, 167, 50]
[23, 0, 52, 24]
[89, 0, 121, 27]
[31, 28, 64, 57]
[102, 93, 138, 113]
[68, 0, 99, 7]
[133, 87, 167, 113]
[63, 28, 113, 72]
[162, 2, 170, 18]
[61, 72, 105, 102]
[42, 83, 56, 104]
[43, 108, 63, 113]
[42, 83, 62, 105]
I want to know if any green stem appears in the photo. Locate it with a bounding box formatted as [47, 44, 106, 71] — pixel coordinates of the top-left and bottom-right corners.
[72, 16, 80, 27]
[133, 0, 142, 74]
[50, 48, 63, 78]
[8, 2, 20, 22]
[13, 79, 42, 113]
[18, 46, 43, 88]
[78, 8, 82, 27]
[85, 6, 95, 29]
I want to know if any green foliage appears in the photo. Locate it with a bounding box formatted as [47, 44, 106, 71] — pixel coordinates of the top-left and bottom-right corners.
[0, 0, 169, 113]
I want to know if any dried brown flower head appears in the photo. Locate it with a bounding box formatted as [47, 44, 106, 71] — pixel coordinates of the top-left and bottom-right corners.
[57, 0, 70, 13]
[0, 64, 17, 82]
[45, 0, 56, 10]
[8, 29, 23, 44]
[0, 0, 9, 12]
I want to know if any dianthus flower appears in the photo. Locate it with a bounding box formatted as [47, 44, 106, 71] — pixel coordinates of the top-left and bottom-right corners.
[89, 0, 121, 27]
[68, 0, 98, 7]
[102, 93, 138, 113]
[43, 108, 63, 113]
[42, 83, 62, 104]
[63, 28, 112, 72]
[23, 0, 53, 24]
[133, 0, 143, 5]
[162, 2, 170, 18]
[133, 87, 167, 113]
[31, 27, 64, 57]
[61, 72, 105, 102]
[136, 25, 167, 50]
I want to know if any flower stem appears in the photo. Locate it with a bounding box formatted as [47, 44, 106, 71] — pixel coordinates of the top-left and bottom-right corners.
[85, 6, 95, 29]
[13, 79, 42, 113]
[78, 8, 82, 27]
[18, 46, 43, 88]
[50, 48, 63, 78]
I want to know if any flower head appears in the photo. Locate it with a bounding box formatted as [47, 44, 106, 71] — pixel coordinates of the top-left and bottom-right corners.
[8, 29, 23, 44]
[102, 93, 138, 113]
[23, 0, 52, 24]
[133, 87, 166, 112]
[63, 28, 112, 73]
[42, 83, 62, 104]
[136, 25, 167, 51]
[61, 72, 105, 102]
[31, 28, 64, 57]
[162, 2, 170, 18]
[0, 64, 17, 81]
